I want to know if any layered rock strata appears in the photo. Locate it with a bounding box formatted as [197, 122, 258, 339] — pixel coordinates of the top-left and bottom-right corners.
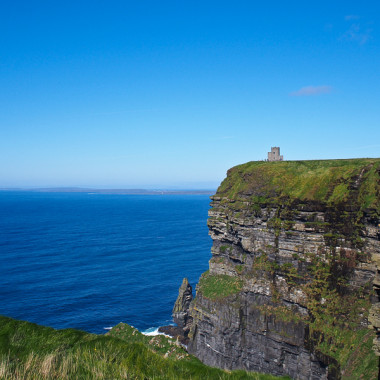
[368, 252, 380, 360]
[159, 278, 193, 343]
[172, 278, 193, 338]
[182, 159, 380, 379]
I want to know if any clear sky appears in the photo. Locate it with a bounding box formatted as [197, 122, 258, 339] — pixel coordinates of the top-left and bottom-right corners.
[1, 1, 379, 189]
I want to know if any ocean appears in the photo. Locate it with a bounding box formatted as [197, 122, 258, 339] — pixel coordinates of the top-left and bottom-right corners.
[0, 191, 212, 334]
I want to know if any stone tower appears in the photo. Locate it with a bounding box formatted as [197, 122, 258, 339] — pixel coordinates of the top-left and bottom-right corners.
[268, 147, 283, 161]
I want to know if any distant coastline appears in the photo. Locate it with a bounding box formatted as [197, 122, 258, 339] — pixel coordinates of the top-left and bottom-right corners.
[0, 187, 215, 195]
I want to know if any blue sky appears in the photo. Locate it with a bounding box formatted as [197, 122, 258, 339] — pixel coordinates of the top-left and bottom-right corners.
[1, 1, 379, 189]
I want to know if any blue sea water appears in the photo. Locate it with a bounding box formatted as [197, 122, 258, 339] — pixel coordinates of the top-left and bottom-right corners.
[0, 192, 212, 334]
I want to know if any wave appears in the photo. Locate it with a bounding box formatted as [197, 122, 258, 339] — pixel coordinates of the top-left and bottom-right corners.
[141, 327, 170, 337]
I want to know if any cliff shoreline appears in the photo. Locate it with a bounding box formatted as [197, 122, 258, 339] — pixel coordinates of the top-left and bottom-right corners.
[174, 159, 380, 380]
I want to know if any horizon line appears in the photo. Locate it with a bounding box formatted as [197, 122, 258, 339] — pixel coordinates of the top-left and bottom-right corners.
[0, 187, 217, 195]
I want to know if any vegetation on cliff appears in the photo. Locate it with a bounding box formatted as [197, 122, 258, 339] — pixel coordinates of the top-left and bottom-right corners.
[301, 247, 377, 378]
[0, 315, 290, 379]
[190, 158, 380, 379]
[216, 158, 380, 213]
[197, 270, 243, 300]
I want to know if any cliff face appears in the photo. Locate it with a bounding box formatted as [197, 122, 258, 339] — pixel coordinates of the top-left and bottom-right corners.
[185, 159, 380, 379]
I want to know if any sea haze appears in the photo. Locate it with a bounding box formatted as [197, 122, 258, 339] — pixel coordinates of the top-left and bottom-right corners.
[0, 192, 212, 334]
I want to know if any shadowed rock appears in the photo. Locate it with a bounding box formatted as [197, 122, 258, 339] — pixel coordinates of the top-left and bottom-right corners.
[158, 278, 193, 344]
[172, 277, 193, 334]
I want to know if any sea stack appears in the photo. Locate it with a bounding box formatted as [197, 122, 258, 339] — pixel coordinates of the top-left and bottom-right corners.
[173, 278, 193, 335]
[159, 277, 193, 343]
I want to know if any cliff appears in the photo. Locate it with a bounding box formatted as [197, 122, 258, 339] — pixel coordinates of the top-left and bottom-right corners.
[182, 159, 380, 379]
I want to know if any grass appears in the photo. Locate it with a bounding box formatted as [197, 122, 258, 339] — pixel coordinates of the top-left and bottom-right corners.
[0, 315, 290, 379]
[216, 158, 380, 212]
[106, 322, 188, 360]
[341, 330, 379, 380]
[302, 250, 378, 378]
[197, 271, 243, 300]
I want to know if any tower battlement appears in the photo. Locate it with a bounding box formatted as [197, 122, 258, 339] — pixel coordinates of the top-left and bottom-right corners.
[268, 147, 283, 161]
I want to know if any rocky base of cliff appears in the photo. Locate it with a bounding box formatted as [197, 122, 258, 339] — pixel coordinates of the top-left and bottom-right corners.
[157, 325, 190, 345]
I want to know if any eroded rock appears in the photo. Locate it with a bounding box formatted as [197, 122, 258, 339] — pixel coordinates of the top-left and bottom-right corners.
[181, 159, 380, 379]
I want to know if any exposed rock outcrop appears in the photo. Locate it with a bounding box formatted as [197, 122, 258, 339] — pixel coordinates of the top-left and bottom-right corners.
[172, 277, 193, 334]
[159, 278, 193, 344]
[369, 252, 380, 359]
[182, 159, 380, 379]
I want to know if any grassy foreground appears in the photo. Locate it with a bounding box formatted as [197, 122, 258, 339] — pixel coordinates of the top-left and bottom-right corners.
[0, 315, 290, 379]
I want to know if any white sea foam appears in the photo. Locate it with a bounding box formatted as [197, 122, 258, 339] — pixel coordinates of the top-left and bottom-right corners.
[141, 327, 170, 337]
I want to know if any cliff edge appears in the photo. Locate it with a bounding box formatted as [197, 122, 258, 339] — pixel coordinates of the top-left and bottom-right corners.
[182, 159, 380, 379]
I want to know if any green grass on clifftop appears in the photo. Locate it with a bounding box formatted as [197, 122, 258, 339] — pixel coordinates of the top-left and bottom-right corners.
[0, 315, 290, 380]
[216, 159, 380, 211]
